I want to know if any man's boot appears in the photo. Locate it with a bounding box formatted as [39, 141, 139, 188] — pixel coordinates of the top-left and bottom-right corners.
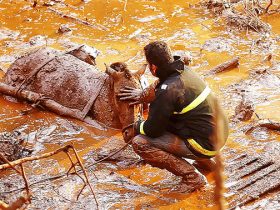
[132, 136, 206, 193]
[193, 158, 216, 174]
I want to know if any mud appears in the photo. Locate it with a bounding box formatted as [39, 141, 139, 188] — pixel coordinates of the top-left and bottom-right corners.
[0, 131, 32, 163]
[0, 0, 280, 209]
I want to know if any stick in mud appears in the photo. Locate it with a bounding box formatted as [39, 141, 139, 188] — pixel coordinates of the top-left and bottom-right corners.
[205, 57, 239, 76]
[0, 153, 31, 209]
[212, 98, 227, 210]
[0, 144, 99, 208]
[48, 8, 109, 31]
[245, 119, 280, 134]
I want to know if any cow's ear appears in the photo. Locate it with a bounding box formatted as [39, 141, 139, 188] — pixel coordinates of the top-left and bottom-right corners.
[105, 63, 121, 79]
[133, 64, 147, 79]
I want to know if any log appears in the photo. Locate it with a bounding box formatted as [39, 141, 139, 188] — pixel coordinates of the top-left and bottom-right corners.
[206, 57, 239, 76]
[0, 82, 84, 120]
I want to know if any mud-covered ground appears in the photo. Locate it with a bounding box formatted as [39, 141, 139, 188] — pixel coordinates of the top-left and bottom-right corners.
[0, 0, 280, 209]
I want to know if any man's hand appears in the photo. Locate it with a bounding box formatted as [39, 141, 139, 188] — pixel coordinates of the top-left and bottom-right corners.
[118, 86, 143, 106]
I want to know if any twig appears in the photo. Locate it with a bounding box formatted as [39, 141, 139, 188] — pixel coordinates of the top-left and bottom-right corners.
[212, 98, 226, 210]
[0, 144, 100, 208]
[71, 145, 99, 208]
[0, 145, 72, 170]
[265, 0, 273, 13]
[124, 0, 128, 11]
[20, 163, 31, 199]
[48, 8, 109, 31]
[85, 139, 132, 168]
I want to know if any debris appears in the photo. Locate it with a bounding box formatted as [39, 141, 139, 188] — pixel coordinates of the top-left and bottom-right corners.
[58, 24, 72, 34]
[0, 195, 30, 210]
[136, 13, 165, 23]
[233, 96, 254, 121]
[0, 144, 99, 208]
[225, 153, 280, 209]
[128, 29, 142, 39]
[43, 1, 55, 7]
[0, 131, 32, 164]
[48, 8, 109, 31]
[205, 57, 239, 76]
[223, 9, 271, 33]
[246, 119, 280, 134]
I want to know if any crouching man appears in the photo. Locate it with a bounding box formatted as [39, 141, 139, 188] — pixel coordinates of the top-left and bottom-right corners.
[120, 41, 229, 193]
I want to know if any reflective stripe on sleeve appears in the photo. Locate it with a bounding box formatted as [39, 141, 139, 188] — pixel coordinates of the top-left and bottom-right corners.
[140, 121, 146, 135]
[187, 139, 217, 156]
[174, 86, 211, 114]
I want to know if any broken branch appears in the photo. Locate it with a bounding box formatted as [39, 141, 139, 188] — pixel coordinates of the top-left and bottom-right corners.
[205, 57, 239, 76]
[246, 119, 280, 134]
[48, 8, 109, 31]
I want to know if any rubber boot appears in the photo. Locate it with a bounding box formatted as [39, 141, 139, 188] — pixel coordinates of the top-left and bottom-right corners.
[132, 136, 206, 193]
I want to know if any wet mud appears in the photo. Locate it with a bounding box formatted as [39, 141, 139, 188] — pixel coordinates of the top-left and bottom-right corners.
[0, 0, 280, 209]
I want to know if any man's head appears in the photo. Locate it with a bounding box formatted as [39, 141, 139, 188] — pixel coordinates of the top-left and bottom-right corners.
[144, 41, 174, 76]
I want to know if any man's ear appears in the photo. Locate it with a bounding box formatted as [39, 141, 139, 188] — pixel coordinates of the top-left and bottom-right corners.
[150, 64, 157, 75]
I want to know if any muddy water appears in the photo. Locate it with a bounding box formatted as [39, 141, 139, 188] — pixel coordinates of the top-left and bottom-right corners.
[0, 0, 280, 209]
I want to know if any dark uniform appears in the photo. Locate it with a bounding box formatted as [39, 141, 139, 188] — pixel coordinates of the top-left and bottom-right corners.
[131, 56, 229, 192]
[135, 56, 228, 158]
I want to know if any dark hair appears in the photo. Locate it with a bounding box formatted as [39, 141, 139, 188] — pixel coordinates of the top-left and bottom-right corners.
[144, 41, 174, 67]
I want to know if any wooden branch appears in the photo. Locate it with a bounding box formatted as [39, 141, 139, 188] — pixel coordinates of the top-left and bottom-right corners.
[0, 145, 72, 170]
[48, 8, 109, 31]
[0, 144, 99, 208]
[0, 82, 84, 120]
[124, 0, 128, 11]
[246, 119, 280, 134]
[71, 146, 99, 208]
[212, 98, 226, 210]
[265, 0, 273, 13]
[205, 57, 239, 76]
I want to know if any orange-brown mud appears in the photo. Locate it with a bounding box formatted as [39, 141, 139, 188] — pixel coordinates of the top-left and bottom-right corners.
[0, 0, 280, 209]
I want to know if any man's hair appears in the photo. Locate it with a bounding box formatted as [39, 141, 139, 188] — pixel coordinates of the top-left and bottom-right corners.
[144, 41, 174, 67]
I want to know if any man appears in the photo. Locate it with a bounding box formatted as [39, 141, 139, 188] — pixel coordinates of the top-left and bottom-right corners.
[119, 41, 229, 193]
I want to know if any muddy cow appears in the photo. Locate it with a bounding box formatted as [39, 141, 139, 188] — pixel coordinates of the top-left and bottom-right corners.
[3, 45, 145, 139]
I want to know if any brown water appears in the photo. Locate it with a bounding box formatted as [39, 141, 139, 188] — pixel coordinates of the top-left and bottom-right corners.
[0, 0, 280, 209]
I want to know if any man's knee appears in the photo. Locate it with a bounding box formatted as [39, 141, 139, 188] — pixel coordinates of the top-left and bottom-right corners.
[132, 135, 151, 152]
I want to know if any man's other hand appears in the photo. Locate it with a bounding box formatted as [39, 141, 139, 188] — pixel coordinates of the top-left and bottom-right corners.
[118, 86, 143, 106]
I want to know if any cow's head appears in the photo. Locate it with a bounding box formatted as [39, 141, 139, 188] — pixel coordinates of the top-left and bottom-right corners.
[105, 62, 146, 142]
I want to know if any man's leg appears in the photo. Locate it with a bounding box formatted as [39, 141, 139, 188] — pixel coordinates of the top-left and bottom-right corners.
[132, 132, 216, 173]
[131, 133, 206, 193]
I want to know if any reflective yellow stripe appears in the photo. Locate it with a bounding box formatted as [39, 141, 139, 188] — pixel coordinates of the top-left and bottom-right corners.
[140, 121, 146, 135]
[187, 139, 217, 156]
[174, 86, 211, 114]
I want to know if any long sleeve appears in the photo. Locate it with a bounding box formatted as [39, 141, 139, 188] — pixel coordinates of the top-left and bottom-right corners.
[136, 84, 176, 138]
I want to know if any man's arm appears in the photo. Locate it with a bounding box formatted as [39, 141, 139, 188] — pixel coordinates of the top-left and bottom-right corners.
[135, 86, 176, 138]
